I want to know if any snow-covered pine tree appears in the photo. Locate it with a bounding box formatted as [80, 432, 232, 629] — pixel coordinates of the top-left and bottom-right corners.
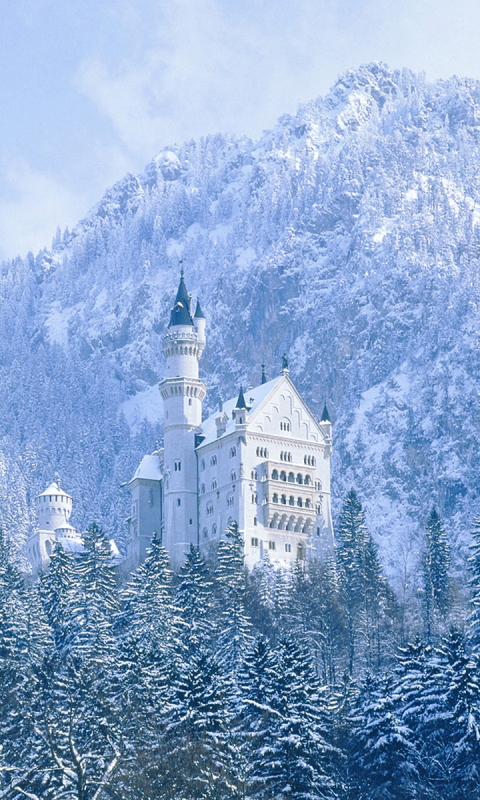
[175, 543, 215, 656]
[467, 517, 480, 654]
[350, 673, 421, 800]
[267, 636, 339, 800]
[159, 648, 237, 800]
[422, 507, 450, 640]
[215, 520, 252, 678]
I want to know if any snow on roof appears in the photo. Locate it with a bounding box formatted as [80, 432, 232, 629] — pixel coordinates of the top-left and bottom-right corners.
[57, 537, 84, 554]
[129, 453, 163, 483]
[199, 375, 284, 447]
[37, 481, 72, 499]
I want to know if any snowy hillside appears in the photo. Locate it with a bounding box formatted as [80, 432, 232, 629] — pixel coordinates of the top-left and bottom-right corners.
[1, 62, 480, 584]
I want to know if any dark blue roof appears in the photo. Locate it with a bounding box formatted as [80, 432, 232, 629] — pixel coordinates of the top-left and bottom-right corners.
[194, 299, 205, 319]
[169, 273, 193, 327]
[320, 402, 331, 422]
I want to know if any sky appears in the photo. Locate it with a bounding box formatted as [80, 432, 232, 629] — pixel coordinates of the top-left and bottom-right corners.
[1, 0, 479, 262]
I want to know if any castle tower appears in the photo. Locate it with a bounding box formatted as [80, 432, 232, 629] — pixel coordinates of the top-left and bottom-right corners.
[26, 481, 81, 574]
[159, 272, 206, 570]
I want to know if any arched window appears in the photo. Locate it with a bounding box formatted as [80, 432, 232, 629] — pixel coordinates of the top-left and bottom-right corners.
[272, 469, 278, 480]
[174, 460, 181, 472]
[297, 497, 303, 507]
[304, 455, 307, 465]
[251, 493, 258, 504]
[280, 471, 287, 482]
[288, 472, 295, 483]
[206, 503, 214, 516]
[305, 498, 311, 509]
[211, 479, 217, 490]
[231, 471, 237, 482]
[281, 495, 287, 505]
[227, 494, 234, 507]
[229, 446, 236, 458]
[297, 544, 305, 560]
[289, 496, 295, 506]
[201, 484, 205, 494]
[210, 455, 217, 466]
[296, 473, 303, 484]
[316, 504, 321, 514]
[251, 469, 257, 480]
[201, 459, 205, 471]
[203, 527, 208, 538]
[280, 419, 291, 431]
[212, 524, 217, 536]
[304, 475, 311, 486]
[272, 493, 278, 503]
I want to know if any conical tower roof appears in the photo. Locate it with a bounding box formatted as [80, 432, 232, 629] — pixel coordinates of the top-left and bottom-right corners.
[320, 402, 331, 422]
[194, 298, 205, 319]
[235, 386, 248, 409]
[169, 271, 193, 327]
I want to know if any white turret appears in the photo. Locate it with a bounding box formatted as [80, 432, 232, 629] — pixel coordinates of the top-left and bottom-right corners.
[27, 480, 83, 574]
[159, 272, 207, 570]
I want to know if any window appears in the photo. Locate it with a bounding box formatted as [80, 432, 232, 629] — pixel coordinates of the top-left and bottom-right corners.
[210, 455, 217, 466]
[272, 469, 279, 480]
[177, 498, 181, 506]
[254, 517, 257, 526]
[297, 544, 305, 560]
[212, 524, 217, 536]
[231, 471, 237, 482]
[280, 420, 291, 431]
[206, 503, 214, 516]
[296, 473, 303, 484]
[203, 527, 208, 538]
[272, 493, 278, 503]
[316, 527, 320, 537]
[305, 499, 312, 509]
[227, 495, 234, 507]
[229, 446, 236, 458]
[316, 504, 321, 514]
[304, 475, 311, 486]
[251, 537, 259, 547]
[188, 398, 192, 405]
[288, 472, 295, 483]
[251, 493, 258, 504]
[212, 479, 217, 490]
[285, 543, 292, 553]
[201, 459, 205, 471]
[281, 495, 287, 505]
[251, 469, 258, 480]
[201, 484, 205, 494]
[189, 519, 193, 525]
[256, 446, 268, 458]
[297, 497, 303, 507]
[268, 541, 276, 550]
[304, 455, 316, 466]
[289, 496, 295, 506]
[174, 460, 181, 472]
[316, 480, 322, 490]
[280, 471, 287, 481]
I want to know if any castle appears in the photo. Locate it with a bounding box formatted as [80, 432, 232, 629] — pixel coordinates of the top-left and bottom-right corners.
[127, 273, 334, 572]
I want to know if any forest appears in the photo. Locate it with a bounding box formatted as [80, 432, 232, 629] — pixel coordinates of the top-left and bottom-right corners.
[1, 488, 480, 800]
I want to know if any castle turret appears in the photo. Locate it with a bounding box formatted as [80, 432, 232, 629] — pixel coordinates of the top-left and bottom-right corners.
[27, 480, 82, 574]
[159, 272, 206, 569]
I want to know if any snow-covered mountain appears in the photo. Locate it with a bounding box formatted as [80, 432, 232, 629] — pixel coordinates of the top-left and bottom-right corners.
[2, 62, 480, 586]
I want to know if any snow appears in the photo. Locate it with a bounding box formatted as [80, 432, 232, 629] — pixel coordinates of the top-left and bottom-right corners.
[130, 453, 162, 483]
[120, 384, 163, 433]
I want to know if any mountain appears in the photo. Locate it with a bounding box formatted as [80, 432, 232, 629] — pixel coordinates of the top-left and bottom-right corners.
[2, 62, 480, 591]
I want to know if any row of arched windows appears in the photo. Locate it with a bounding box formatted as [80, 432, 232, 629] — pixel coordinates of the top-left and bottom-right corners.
[304, 455, 316, 466]
[280, 420, 291, 431]
[229, 446, 236, 458]
[271, 494, 313, 508]
[203, 523, 217, 538]
[280, 451, 292, 462]
[271, 470, 312, 485]
[256, 447, 268, 457]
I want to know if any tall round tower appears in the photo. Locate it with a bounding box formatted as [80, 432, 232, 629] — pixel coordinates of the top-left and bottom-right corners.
[159, 272, 206, 569]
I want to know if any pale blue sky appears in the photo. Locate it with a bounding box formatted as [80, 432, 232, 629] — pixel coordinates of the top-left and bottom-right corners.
[1, 0, 479, 261]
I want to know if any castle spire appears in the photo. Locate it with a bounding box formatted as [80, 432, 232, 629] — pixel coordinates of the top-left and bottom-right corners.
[194, 298, 205, 319]
[261, 363, 267, 384]
[169, 271, 193, 327]
[320, 402, 331, 422]
[235, 386, 248, 409]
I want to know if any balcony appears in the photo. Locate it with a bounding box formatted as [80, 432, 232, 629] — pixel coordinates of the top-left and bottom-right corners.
[262, 464, 317, 533]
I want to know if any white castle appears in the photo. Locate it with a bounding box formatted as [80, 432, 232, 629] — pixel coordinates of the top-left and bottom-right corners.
[127, 272, 334, 572]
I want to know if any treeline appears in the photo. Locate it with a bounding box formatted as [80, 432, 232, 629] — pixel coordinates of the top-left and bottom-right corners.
[1, 490, 480, 799]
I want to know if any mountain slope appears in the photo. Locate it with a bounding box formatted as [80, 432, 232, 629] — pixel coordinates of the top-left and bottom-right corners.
[2, 62, 480, 589]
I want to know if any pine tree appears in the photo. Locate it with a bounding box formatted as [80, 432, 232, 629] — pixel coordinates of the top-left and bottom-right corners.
[467, 517, 480, 653]
[175, 544, 215, 656]
[215, 521, 252, 677]
[422, 508, 450, 640]
[350, 674, 421, 800]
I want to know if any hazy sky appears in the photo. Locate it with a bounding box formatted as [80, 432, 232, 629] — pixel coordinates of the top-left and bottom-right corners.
[1, 0, 479, 261]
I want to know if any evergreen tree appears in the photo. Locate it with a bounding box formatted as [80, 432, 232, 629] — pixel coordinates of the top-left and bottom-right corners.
[467, 517, 480, 653]
[175, 544, 215, 656]
[422, 508, 450, 640]
[215, 521, 252, 677]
